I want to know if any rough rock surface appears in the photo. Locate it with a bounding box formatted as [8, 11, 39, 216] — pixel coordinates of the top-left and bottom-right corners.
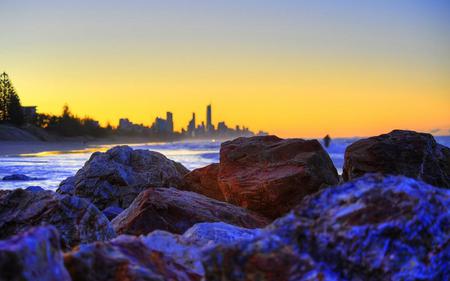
[0, 189, 115, 250]
[204, 174, 450, 281]
[57, 145, 189, 210]
[218, 135, 339, 218]
[64, 235, 202, 281]
[112, 187, 269, 235]
[141, 222, 262, 276]
[181, 163, 224, 201]
[0, 226, 71, 281]
[343, 130, 450, 188]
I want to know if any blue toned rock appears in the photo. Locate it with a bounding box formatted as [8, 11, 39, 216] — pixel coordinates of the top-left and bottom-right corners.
[0, 189, 116, 250]
[204, 174, 450, 281]
[0, 226, 71, 281]
[25, 186, 45, 192]
[102, 206, 124, 220]
[57, 145, 190, 210]
[2, 174, 42, 181]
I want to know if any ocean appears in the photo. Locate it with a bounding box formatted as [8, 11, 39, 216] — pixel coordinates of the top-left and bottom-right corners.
[1, 136, 449, 190]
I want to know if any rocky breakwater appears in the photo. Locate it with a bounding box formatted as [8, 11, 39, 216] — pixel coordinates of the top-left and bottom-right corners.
[343, 129, 450, 188]
[57, 145, 189, 212]
[0, 189, 115, 250]
[111, 187, 269, 235]
[204, 174, 450, 280]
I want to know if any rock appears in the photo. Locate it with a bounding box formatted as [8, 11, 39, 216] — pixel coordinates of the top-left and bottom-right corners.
[141, 222, 262, 276]
[204, 174, 450, 280]
[2, 174, 41, 181]
[343, 130, 450, 188]
[0, 189, 115, 250]
[218, 135, 339, 219]
[25, 186, 45, 192]
[64, 234, 202, 281]
[181, 163, 224, 201]
[102, 206, 124, 220]
[0, 226, 71, 281]
[112, 187, 269, 236]
[57, 145, 190, 210]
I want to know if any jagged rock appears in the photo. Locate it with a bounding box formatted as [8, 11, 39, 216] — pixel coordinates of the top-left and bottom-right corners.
[181, 163, 224, 201]
[2, 174, 41, 181]
[102, 206, 124, 220]
[0, 226, 71, 281]
[218, 135, 339, 219]
[141, 222, 262, 276]
[0, 189, 115, 250]
[204, 174, 450, 280]
[112, 187, 269, 236]
[64, 235, 202, 281]
[343, 130, 450, 188]
[57, 145, 189, 210]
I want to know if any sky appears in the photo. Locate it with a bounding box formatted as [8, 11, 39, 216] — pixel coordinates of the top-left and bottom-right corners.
[1, 0, 449, 138]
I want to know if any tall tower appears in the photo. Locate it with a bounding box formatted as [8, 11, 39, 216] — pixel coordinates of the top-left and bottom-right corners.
[166, 112, 173, 133]
[206, 104, 212, 132]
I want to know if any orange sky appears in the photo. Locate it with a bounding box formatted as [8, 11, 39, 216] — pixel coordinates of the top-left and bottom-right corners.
[1, 1, 449, 138]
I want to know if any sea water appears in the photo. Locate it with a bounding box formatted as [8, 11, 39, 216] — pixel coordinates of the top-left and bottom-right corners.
[1, 137, 449, 190]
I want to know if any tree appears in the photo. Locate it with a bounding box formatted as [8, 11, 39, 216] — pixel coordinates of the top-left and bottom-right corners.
[0, 72, 24, 126]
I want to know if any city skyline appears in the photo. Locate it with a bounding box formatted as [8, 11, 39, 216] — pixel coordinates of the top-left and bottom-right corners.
[118, 103, 257, 139]
[1, 1, 449, 138]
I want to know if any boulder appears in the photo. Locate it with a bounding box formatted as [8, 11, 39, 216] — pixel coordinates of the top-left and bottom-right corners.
[2, 174, 41, 181]
[102, 206, 124, 221]
[218, 135, 339, 219]
[57, 145, 189, 210]
[112, 187, 269, 236]
[63, 235, 202, 281]
[0, 226, 71, 281]
[343, 130, 450, 188]
[181, 163, 224, 201]
[0, 189, 115, 250]
[204, 174, 450, 280]
[141, 222, 262, 276]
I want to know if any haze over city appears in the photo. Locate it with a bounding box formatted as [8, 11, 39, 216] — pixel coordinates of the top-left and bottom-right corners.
[2, 0, 450, 137]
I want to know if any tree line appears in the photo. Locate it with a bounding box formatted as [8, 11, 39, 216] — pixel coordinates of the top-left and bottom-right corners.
[0, 72, 112, 138]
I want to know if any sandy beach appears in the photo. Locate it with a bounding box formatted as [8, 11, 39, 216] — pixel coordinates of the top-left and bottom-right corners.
[0, 141, 92, 157]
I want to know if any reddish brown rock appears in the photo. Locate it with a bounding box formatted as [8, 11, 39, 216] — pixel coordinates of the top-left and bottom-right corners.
[64, 235, 201, 281]
[181, 163, 224, 201]
[112, 187, 269, 236]
[343, 130, 450, 188]
[217, 135, 339, 219]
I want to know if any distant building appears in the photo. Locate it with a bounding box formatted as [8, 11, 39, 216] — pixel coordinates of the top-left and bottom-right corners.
[206, 104, 213, 132]
[118, 118, 148, 133]
[21, 106, 37, 124]
[152, 111, 174, 134]
[187, 113, 196, 137]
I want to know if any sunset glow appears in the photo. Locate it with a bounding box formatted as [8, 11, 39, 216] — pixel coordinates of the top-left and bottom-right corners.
[2, 0, 449, 137]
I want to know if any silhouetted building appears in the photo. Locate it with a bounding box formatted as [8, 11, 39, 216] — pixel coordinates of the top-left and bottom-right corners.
[187, 112, 196, 137]
[21, 106, 37, 124]
[206, 104, 213, 132]
[152, 111, 174, 134]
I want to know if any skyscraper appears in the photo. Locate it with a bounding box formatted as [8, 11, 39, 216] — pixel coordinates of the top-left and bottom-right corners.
[166, 112, 173, 133]
[206, 104, 213, 132]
